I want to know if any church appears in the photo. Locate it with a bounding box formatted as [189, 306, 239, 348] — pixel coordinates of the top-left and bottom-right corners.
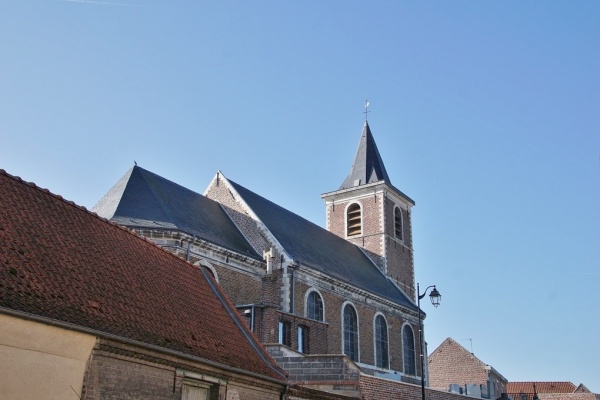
[93, 121, 427, 396]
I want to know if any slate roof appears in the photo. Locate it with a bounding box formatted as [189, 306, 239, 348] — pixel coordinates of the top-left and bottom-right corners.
[0, 169, 286, 381]
[335, 122, 415, 205]
[507, 382, 578, 394]
[340, 121, 390, 190]
[228, 179, 418, 311]
[92, 165, 260, 259]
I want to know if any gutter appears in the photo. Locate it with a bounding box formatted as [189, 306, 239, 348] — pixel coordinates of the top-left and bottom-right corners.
[0, 306, 287, 387]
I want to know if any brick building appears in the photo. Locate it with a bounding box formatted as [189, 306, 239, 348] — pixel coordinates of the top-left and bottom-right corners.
[92, 121, 430, 396]
[428, 337, 507, 399]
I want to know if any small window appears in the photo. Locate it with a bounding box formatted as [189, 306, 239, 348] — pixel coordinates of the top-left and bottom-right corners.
[306, 291, 324, 321]
[403, 324, 416, 375]
[343, 304, 359, 361]
[394, 207, 403, 240]
[298, 326, 309, 353]
[347, 203, 362, 236]
[182, 384, 208, 400]
[374, 315, 389, 369]
[278, 321, 291, 346]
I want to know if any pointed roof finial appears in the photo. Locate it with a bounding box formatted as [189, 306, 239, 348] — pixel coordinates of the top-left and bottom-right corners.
[339, 121, 391, 190]
[363, 100, 370, 121]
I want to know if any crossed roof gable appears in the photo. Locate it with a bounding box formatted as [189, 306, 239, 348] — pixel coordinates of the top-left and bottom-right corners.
[227, 178, 417, 310]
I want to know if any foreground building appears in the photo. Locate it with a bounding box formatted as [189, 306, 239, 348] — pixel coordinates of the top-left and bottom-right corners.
[92, 121, 429, 395]
[0, 168, 355, 400]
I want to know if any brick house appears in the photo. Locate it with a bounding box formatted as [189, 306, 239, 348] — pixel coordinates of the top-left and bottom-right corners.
[428, 337, 507, 398]
[0, 168, 358, 400]
[92, 121, 430, 396]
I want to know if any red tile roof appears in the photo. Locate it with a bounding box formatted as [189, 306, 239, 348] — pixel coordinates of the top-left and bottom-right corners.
[507, 382, 577, 394]
[539, 394, 597, 400]
[0, 169, 285, 382]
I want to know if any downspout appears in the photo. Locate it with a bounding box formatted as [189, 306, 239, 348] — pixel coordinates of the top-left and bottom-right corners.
[280, 384, 289, 400]
[290, 261, 297, 315]
[185, 235, 195, 261]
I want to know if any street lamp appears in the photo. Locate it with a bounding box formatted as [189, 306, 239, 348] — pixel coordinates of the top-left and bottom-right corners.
[417, 283, 441, 400]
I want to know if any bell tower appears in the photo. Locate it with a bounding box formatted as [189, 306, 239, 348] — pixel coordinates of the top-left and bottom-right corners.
[321, 121, 417, 299]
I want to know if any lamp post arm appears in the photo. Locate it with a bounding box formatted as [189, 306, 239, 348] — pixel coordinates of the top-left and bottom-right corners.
[418, 285, 436, 300]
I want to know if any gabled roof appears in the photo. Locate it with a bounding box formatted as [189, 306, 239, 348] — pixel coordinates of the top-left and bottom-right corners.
[92, 165, 260, 259]
[227, 179, 417, 311]
[428, 337, 507, 389]
[340, 121, 390, 190]
[576, 384, 592, 393]
[507, 382, 578, 394]
[0, 169, 286, 381]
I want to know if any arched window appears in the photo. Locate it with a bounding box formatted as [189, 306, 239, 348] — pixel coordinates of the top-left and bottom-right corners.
[346, 203, 362, 236]
[394, 207, 403, 241]
[374, 315, 389, 369]
[306, 291, 324, 321]
[343, 304, 359, 361]
[403, 324, 416, 375]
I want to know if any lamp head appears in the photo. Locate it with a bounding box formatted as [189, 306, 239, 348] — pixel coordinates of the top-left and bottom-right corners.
[429, 286, 441, 308]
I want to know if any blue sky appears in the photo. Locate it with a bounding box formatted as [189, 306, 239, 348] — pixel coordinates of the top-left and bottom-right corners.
[2, 0, 599, 392]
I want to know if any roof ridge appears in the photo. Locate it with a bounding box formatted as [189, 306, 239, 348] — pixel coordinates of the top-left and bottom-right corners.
[430, 337, 486, 366]
[1, 168, 96, 214]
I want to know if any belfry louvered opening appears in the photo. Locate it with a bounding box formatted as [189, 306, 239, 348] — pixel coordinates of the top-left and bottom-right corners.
[394, 207, 403, 240]
[346, 203, 362, 236]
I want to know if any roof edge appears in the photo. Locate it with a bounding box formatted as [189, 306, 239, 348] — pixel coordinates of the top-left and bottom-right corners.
[322, 180, 415, 206]
[199, 267, 288, 380]
[209, 172, 294, 265]
[0, 306, 287, 385]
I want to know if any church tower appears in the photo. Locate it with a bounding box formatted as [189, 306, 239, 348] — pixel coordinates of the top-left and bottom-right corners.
[321, 121, 417, 299]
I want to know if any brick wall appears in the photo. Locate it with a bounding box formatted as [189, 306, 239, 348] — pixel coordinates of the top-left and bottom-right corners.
[427, 338, 495, 393]
[326, 195, 383, 257]
[268, 346, 361, 398]
[287, 384, 358, 400]
[277, 311, 329, 355]
[383, 198, 415, 299]
[214, 264, 262, 305]
[325, 193, 416, 301]
[292, 276, 422, 375]
[269, 351, 360, 383]
[82, 339, 283, 400]
[360, 375, 477, 400]
[205, 175, 274, 260]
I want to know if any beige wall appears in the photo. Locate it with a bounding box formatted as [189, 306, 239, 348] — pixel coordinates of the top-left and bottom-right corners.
[0, 314, 96, 400]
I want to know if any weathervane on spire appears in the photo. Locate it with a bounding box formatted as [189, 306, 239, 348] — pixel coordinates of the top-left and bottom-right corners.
[363, 100, 370, 121]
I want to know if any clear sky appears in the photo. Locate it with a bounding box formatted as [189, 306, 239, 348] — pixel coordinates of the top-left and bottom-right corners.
[2, 0, 599, 392]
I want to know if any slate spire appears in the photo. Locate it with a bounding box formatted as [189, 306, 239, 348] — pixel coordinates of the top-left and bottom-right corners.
[339, 121, 391, 190]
